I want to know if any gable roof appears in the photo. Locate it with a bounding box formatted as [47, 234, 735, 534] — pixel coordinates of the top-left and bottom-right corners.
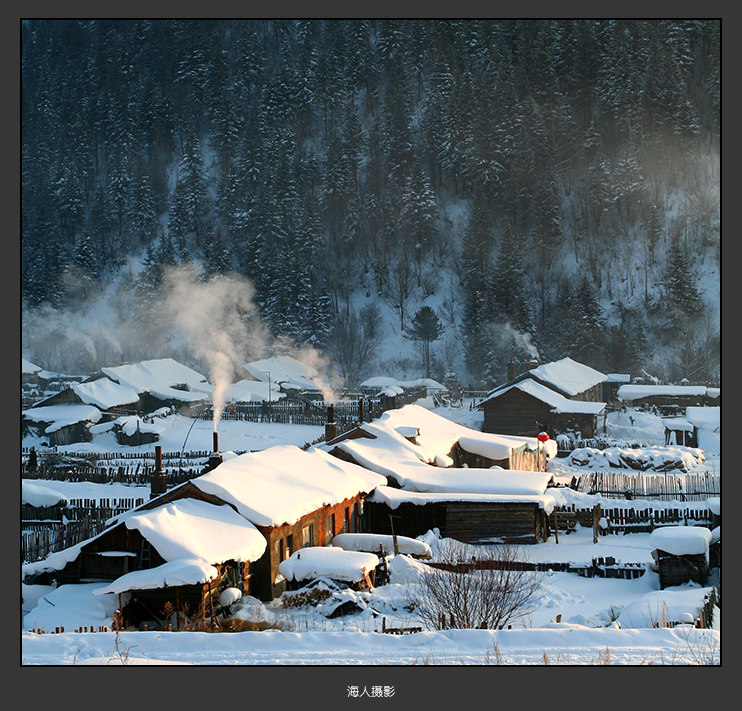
[71, 377, 141, 410]
[486, 357, 606, 401]
[480, 379, 606, 415]
[243, 354, 320, 392]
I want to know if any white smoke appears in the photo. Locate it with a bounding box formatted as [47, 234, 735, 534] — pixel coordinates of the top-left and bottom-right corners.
[159, 264, 268, 432]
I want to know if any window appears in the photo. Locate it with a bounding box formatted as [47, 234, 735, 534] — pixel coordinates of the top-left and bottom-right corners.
[303, 523, 314, 548]
[286, 534, 293, 558]
[325, 514, 335, 544]
[275, 538, 284, 563]
[344, 506, 350, 533]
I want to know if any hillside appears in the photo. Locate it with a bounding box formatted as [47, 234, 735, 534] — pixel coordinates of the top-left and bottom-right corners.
[21, 20, 720, 389]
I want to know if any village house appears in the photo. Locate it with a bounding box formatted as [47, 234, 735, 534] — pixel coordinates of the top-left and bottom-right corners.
[22, 444, 387, 623]
[21, 358, 213, 445]
[320, 404, 558, 544]
[478, 357, 608, 439]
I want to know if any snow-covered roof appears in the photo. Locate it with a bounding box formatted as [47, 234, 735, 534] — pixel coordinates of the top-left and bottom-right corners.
[191, 445, 387, 528]
[360, 376, 447, 391]
[227, 379, 285, 403]
[521, 357, 606, 397]
[706, 388, 720, 399]
[605, 373, 631, 383]
[92, 558, 220, 596]
[72, 378, 140, 410]
[649, 526, 712, 556]
[481, 379, 606, 415]
[22, 481, 68, 507]
[101, 358, 212, 402]
[616, 384, 709, 401]
[278, 546, 380, 583]
[662, 417, 694, 432]
[368, 486, 556, 515]
[685, 406, 720, 430]
[332, 533, 432, 558]
[116, 498, 267, 564]
[244, 355, 320, 392]
[324, 404, 556, 492]
[22, 358, 42, 374]
[22, 403, 103, 432]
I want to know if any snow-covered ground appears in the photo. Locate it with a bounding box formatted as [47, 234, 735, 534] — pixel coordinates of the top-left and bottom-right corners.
[20, 403, 721, 667]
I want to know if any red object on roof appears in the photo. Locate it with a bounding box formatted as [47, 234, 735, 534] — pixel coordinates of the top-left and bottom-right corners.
[537, 432, 549, 442]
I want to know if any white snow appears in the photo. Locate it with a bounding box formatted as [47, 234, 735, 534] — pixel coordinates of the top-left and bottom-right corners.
[617, 384, 709, 401]
[22, 481, 68, 508]
[368, 486, 557, 515]
[93, 558, 220, 596]
[649, 526, 712, 556]
[361, 376, 447, 392]
[22, 403, 103, 432]
[101, 358, 212, 402]
[115, 498, 267, 564]
[324, 404, 556, 493]
[523, 357, 607, 396]
[22, 358, 42, 374]
[278, 546, 380, 583]
[71, 378, 140, 410]
[332, 533, 432, 557]
[226, 378, 285, 402]
[191, 445, 386, 528]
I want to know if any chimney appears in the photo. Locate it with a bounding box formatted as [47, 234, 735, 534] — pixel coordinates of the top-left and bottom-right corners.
[325, 404, 337, 442]
[523, 359, 540, 373]
[507, 361, 516, 383]
[150, 445, 167, 499]
[205, 430, 223, 472]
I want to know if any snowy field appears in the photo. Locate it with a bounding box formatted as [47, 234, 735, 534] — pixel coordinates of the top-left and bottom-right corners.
[20, 405, 721, 670]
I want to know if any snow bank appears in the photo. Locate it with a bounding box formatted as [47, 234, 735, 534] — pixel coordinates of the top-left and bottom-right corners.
[332, 533, 432, 558]
[649, 526, 712, 556]
[617, 587, 714, 628]
[22, 481, 68, 508]
[568, 445, 704, 472]
[278, 546, 380, 583]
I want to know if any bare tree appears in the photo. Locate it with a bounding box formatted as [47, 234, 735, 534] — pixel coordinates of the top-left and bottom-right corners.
[328, 303, 384, 388]
[407, 539, 543, 631]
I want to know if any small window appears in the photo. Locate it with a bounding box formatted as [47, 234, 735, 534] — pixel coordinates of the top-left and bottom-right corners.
[303, 523, 314, 548]
[325, 514, 335, 544]
[344, 506, 350, 533]
[286, 534, 293, 557]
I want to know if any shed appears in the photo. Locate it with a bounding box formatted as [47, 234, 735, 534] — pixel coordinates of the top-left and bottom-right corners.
[650, 526, 712, 590]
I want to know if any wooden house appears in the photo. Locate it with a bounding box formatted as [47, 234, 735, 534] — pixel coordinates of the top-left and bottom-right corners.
[479, 379, 606, 439]
[363, 488, 553, 545]
[22, 444, 385, 627]
[21, 402, 102, 446]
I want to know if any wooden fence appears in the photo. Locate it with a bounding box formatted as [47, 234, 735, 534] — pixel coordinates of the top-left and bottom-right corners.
[570, 472, 720, 501]
[554, 502, 716, 535]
